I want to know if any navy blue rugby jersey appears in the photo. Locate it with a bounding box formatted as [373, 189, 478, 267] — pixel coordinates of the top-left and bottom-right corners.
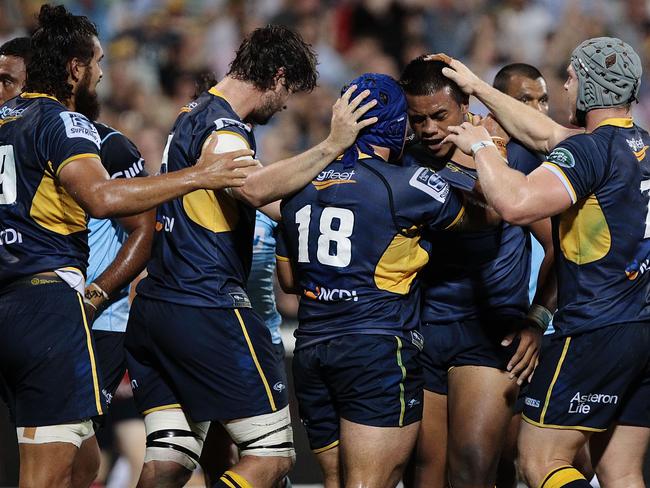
[0, 93, 101, 286]
[402, 140, 543, 324]
[279, 154, 465, 349]
[541, 118, 650, 335]
[137, 87, 257, 308]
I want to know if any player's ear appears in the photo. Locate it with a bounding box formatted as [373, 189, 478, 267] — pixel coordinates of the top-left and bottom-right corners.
[68, 57, 83, 83]
[273, 67, 286, 92]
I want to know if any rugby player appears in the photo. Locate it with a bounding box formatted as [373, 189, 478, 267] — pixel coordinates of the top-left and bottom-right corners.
[277, 73, 498, 488]
[124, 26, 377, 488]
[442, 37, 650, 488]
[399, 57, 555, 488]
[0, 4, 257, 487]
[492, 62, 555, 488]
[0, 37, 30, 105]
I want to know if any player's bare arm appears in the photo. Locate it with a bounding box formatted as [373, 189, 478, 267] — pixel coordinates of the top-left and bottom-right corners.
[435, 54, 582, 153]
[229, 86, 378, 207]
[444, 122, 572, 224]
[84, 209, 156, 317]
[59, 143, 257, 218]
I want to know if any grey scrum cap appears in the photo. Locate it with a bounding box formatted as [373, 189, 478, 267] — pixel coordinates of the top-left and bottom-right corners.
[570, 37, 642, 112]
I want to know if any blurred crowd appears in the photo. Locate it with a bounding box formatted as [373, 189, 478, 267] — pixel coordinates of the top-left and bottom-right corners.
[2, 0, 650, 174]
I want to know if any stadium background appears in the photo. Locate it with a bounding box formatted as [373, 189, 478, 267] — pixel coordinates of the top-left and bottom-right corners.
[1, 0, 650, 485]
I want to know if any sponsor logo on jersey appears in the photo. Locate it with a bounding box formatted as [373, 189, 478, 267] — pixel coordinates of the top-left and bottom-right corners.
[626, 136, 645, 152]
[155, 215, 175, 232]
[303, 285, 358, 302]
[524, 397, 540, 408]
[111, 158, 145, 179]
[273, 382, 286, 392]
[407, 398, 421, 408]
[547, 147, 575, 168]
[0, 228, 23, 245]
[214, 117, 251, 133]
[409, 167, 449, 202]
[568, 391, 618, 414]
[312, 169, 356, 190]
[0, 106, 24, 125]
[60, 111, 101, 148]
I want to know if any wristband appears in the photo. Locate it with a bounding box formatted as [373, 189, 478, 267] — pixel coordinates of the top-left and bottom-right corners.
[85, 282, 109, 310]
[527, 304, 553, 331]
[470, 140, 496, 158]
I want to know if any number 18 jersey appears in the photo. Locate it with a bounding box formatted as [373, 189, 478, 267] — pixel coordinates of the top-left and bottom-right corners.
[279, 155, 464, 349]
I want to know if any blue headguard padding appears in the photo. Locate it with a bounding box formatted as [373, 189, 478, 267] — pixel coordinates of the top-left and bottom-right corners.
[340, 73, 408, 167]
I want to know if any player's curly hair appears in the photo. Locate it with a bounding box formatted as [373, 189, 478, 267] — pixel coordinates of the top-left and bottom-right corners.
[227, 25, 318, 93]
[25, 4, 98, 104]
[399, 56, 468, 105]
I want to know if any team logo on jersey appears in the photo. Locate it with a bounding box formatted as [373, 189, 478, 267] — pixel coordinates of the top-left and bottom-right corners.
[568, 391, 618, 414]
[626, 137, 648, 161]
[229, 291, 251, 308]
[547, 147, 575, 168]
[303, 285, 358, 302]
[273, 382, 286, 392]
[312, 169, 356, 190]
[410, 330, 424, 351]
[60, 111, 101, 148]
[214, 117, 251, 133]
[409, 167, 449, 203]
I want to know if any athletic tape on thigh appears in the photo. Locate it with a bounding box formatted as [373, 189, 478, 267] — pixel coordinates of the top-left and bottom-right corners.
[224, 405, 295, 458]
[16, 420, 94, 448]
[144, 409, 209, 471]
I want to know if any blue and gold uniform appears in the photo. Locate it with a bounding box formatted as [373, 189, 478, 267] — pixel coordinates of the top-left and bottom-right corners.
[125, 88, 287, 422]
[0, 93, 104, 426]
[280, 153, 464, 451]
[523, 118, 650, 431]
[403, 139, 543, 394]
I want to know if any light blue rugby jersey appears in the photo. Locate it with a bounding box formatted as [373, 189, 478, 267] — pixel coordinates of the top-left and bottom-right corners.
[249, 211, 282, 344]
[88, 123, 146, 332]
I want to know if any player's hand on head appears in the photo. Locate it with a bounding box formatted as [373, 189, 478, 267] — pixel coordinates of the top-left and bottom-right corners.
[501, 321, 543, 386]
[327, 85, 378, 152]
[427, 53, 482, 96]
[443, 122, 491, 155]
[195, 132, 259, 189]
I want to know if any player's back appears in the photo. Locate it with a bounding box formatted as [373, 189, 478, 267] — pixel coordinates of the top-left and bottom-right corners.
[280, 154, 464, 349]
[543, 119, 650, 334]
[137, 88, 256, 308]
[0, 93, 100, 286]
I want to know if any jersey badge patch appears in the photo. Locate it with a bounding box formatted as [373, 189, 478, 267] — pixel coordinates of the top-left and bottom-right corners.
[548, 147, 575, 168]
[409, 167, 449, 202]
[60, 112, 101, 148]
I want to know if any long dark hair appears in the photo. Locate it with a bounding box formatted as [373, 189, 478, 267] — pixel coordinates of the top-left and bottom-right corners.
[25, 4, 98, 104]
[227, 25, 318, 93]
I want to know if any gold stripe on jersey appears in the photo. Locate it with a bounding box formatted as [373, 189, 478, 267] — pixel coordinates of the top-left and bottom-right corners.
[77, 293, 103, 415]
[374, 230, 429, 295]
[56, 153, 101, 177]
[182, 189, 240, 233]
[30, 162, 86, 235]
[559, 194, 611, 265]
[313, 440, 340, 454]
[395, 337, 406, 426]
[634, 145, 648, 162]
[142, 403, 183, 415]
[234, 309, 277, 412]
[445, 205, 466, 230]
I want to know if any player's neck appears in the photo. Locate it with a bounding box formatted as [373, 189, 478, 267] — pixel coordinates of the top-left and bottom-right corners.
[585, 106, 633, 132]
[213, 76, 260, 120]
[370, 144, 390, 161]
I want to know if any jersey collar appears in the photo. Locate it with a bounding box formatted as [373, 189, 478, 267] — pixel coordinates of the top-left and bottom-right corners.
[595, 117, 634, 129]
[20, 92, 61, 102]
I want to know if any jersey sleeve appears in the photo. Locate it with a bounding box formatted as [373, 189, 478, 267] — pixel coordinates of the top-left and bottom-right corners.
[100, 130, 147, 179]
[506, 139, 545, 175]
[42, 110, 101, 177]
[190, 109, 255, 161]
[541, 136, 604, 204]
[395, 166, 466, 233]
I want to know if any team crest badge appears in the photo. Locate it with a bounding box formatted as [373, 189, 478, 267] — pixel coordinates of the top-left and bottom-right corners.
[548, 147, 575, 168]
